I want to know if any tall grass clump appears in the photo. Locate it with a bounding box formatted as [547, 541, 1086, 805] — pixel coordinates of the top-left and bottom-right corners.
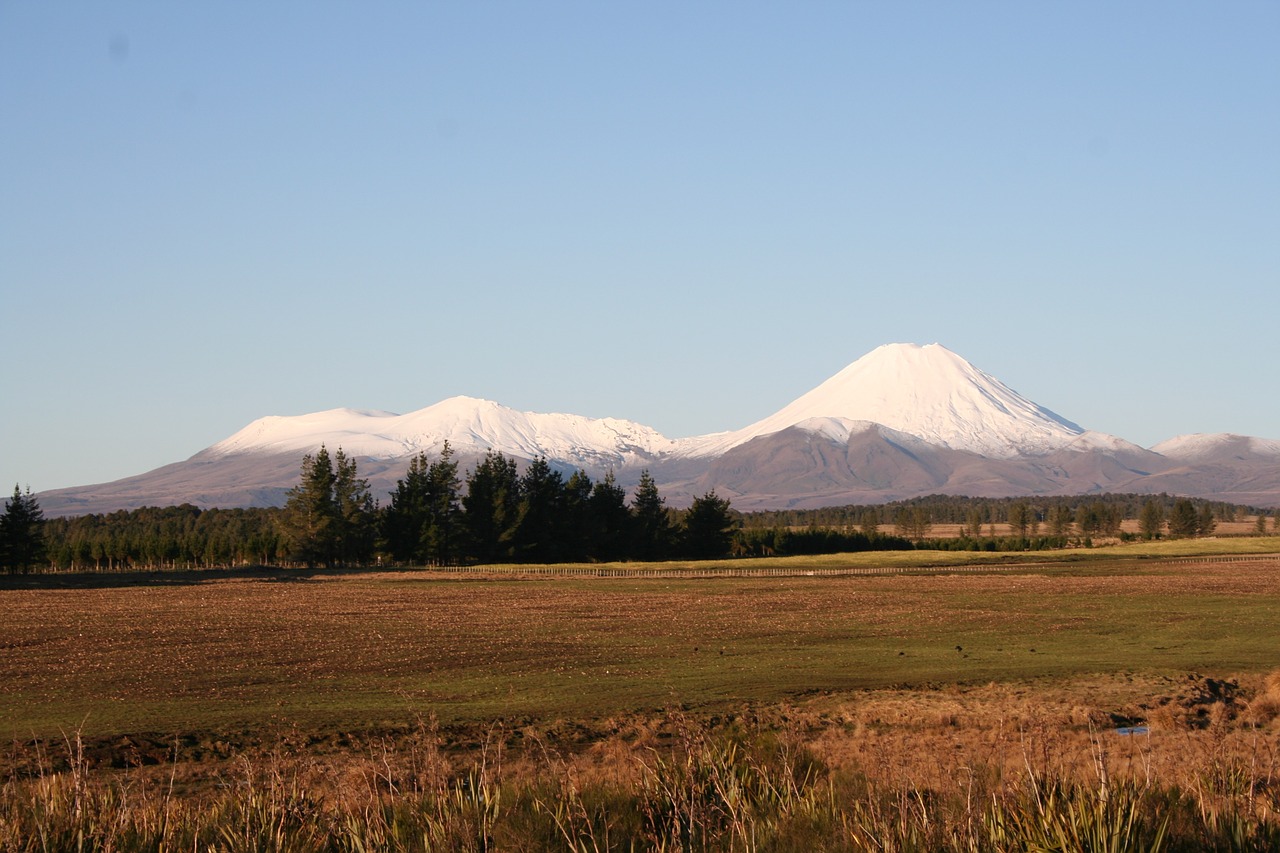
[2, 709, 1278, 852]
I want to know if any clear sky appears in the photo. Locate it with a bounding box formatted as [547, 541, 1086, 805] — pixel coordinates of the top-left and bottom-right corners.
[2, 2, 1277, 493]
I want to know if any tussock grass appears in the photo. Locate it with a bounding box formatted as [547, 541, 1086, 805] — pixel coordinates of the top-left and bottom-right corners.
[3, 548, 1278, 848]
[1244, 669, 1280, 728]
[3, 708, 1278, 852]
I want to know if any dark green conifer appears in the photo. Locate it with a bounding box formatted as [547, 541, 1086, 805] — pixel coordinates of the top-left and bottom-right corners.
[589, 470, 632, 561]
[561, 469, 595, 562]
[630, 470, 674, 561]
[280, 446, 338, 567]
[512, 457, 566, 563]
[0, 485, 45, 574]
[333, 448, 376, 565]
[422, 442, 462, 565]
[462, 451, 520, 564]
[681, 491, 737, 559]
[1168, 499, 1198, 537]
[384, 452, 431, 563]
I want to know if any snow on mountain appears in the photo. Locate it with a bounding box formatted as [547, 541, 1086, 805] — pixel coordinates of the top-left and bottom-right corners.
[787, 417, 880, 444]
[209, 408, 405, 458]
[779, 417, 940, 452]
[209, 344, 1089, 467]
[1060, 431, 1151, 455]
[1151, 433, 1280, 460]
[208, 396, 681, 468]
[681, 343, 1084, 458]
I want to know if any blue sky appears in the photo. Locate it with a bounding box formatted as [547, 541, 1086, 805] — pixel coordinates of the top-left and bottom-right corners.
[2, 2, 1277, 492]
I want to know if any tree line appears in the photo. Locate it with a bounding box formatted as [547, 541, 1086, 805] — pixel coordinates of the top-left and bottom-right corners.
[287, 444, 743, 567]
[742, 493, 1269, 540]
[19, 447, 738, 572]
[38, 504, 282, 571]
[6, 456, 1278, 573]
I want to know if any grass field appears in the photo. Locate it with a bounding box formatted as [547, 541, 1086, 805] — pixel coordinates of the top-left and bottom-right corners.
[4, 539, 1279, 741]
[3, 541, 1279, 849]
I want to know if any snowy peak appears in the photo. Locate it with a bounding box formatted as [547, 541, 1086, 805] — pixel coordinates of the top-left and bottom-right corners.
[686, 343, 1083, 458]
[210, 343, 1090, 466]
[209, 396, 680, 467]
[1059, 431, 1153, 456]
[1152, 433, 1280, 461]
[210, 407, 405, 458]
[395, 396, 681, 464]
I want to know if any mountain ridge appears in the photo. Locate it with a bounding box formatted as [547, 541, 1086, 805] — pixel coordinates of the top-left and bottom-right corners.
[36, 343, 1280, 515]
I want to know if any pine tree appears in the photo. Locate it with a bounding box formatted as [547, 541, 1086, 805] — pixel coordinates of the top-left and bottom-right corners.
[422, 442, 462, 565]
[892, 506, 912, 538]
[1048, 504, 1074, 537]
[512, 457, 566, 563]
[1139, 500, 1164, 540]
[965, 507, 985, 538]
[1075, 503, 1102, 536]
[1101, 503, 1123, 537]
[589, 470, 632, 562]
[0, 485, 46, 574]
[561, 470, 595, 562]
[1007, 502, 1030, 538]
[909, 507, 932, 540]
[333, 448, 376, 566]
[859, 508, 881, 538]
[893, 506, 931, 540]
[280, 446, 338, 567]
[1168, 499, 1198, 537]
[681, 491, 737, 559]
[630, 470, 674, 561]
[462, 451, 521, 564]
[1196, 504, 1217, 537]
[384, 452, 431, 563]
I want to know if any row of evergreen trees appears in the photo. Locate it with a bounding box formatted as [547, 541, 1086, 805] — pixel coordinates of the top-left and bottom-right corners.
[744, 493, 1265, 531]
[241, 444, 738, 568]
[43, 504, 282, 571]
[12, 453, 1277, 573]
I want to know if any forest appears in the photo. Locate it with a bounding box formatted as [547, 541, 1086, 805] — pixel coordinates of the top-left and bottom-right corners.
[3, 446, 1273, 573]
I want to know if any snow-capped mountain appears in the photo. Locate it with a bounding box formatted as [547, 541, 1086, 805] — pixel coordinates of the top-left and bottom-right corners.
[210, 396, 681, 470]
[208, 343, 1089, 465]
[683, 343, 1085, 458]
[35, 343, 1280, 515]
[1151, 433, 1280, 461]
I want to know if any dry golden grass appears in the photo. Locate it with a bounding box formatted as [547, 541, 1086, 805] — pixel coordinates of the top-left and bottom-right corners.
[1244, 669, 1280, 727]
